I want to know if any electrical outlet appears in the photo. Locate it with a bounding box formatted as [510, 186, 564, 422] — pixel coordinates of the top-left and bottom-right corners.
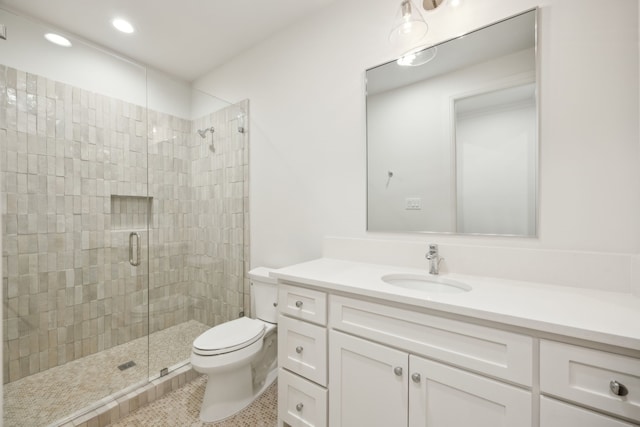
[405, 197, 422, 210]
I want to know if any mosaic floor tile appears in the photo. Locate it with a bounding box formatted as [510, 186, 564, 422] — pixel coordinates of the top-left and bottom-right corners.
[111, 376, 277, 427]
[4, 320, 210, 427]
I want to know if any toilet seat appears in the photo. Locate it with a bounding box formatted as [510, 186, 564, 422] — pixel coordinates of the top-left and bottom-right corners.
[193, 317, 266, 356]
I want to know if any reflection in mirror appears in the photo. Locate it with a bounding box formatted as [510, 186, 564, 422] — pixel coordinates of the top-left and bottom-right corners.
[366, 9, 537, 236]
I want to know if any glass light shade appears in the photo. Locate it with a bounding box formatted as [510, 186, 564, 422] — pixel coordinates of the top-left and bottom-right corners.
[389, 0, 428, 46]
[397, 45, 437, 66]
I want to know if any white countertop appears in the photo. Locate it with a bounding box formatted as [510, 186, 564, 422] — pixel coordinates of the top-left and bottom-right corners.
[271, 258, 640, 351]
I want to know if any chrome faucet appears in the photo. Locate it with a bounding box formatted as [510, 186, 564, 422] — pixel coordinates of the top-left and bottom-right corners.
[426, 244, 443, 275]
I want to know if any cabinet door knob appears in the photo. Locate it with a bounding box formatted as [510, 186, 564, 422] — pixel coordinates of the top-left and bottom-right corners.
[295, 300, 303, 308]
[273, 302, 278, 307]
[610, 380, 629, 396]
[296, 403, 304, 411]
[296, 346, 304, 354]
[394, 366, 403, 376]
[411, 373, 421, 383]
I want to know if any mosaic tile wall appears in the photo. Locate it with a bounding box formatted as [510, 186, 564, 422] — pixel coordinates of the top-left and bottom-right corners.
[1, 65, 250, 384]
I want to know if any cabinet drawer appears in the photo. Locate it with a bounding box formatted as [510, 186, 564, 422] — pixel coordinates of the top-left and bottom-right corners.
[278, 368, 327, 427]
[279, 284, 327, 326]
[278, 315, 327, 386]
[540, 340, 640, 422]
[330, 294, 533, 386]
[540, 396, 637, 427]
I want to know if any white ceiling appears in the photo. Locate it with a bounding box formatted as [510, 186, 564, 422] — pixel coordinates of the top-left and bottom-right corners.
[0, 0, 340, 82]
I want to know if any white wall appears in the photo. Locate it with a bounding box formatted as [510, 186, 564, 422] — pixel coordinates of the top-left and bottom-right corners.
[194, 0, 639, 287]
[0, 7, 194, 118]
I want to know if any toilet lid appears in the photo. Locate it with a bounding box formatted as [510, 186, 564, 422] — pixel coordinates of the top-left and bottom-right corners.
[193, 317, 265, 356]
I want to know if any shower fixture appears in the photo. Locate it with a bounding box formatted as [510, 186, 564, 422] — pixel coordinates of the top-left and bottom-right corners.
[237, 113, 246, 134]
[197, 126, 216, 152]
[197, 127, 215, 138]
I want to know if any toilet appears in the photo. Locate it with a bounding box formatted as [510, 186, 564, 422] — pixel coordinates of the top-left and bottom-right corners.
[190, 267, 278, 422]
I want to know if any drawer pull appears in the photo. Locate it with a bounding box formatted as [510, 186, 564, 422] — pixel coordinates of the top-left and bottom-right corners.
[295, 300, 303, 308]
[610, 380, 629, 397]
[296, 346, 304, 354]
[411, 372, 421, 383]
[296, 403, 304, 412]
[394, 366, 403, 376]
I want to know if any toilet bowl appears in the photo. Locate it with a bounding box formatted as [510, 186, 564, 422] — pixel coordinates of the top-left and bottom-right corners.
[190, 267, 278, 422]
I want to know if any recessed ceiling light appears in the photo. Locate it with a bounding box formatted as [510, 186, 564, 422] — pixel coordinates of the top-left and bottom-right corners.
[112, 18, 134, 34]
[44, 33, 72, 47]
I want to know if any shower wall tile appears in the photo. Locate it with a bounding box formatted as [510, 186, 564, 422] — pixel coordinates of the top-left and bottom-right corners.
[189, 100, 250, 325]
[2, 66, 250, 383]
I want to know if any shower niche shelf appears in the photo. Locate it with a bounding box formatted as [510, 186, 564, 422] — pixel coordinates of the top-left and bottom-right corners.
[110, 194, 153, 230]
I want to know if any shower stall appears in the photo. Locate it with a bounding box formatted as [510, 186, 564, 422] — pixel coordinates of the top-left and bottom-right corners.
[1, 8, 250, 426]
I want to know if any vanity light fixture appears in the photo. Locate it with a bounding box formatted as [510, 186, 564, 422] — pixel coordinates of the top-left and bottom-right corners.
[389, 0, 428, 46]
[112, 18, 135, 34]
[423, 0, 445, 10]
[44, 33, 72, 47]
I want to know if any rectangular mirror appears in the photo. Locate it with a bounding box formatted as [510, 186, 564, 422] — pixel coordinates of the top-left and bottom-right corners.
[366, 9, 537, 236]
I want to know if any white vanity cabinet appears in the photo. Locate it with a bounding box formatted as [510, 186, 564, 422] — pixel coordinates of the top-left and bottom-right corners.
[276, 277, 640, 427]
[329, 330, 532, 427]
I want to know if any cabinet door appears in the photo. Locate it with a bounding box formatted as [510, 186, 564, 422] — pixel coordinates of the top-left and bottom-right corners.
[409, 355, 532, 427]
[540, 396, 637, 427]
[329, 330, 408, 427]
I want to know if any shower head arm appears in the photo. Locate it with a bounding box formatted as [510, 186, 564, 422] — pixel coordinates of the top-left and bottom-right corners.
[197, 127, 215, 138]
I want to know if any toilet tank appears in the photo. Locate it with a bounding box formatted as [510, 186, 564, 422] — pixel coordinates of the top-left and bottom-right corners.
[248, 267, 278, 323]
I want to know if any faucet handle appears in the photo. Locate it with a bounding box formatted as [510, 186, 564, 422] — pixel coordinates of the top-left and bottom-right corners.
[426, 244, 438, 258]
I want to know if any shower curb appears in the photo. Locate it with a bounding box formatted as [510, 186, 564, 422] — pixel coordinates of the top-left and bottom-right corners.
[55, 364, 201, 427]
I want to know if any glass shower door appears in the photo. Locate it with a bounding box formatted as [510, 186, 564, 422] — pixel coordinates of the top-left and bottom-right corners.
[145, 86, 251, 379]
[1, 8, 150, 426]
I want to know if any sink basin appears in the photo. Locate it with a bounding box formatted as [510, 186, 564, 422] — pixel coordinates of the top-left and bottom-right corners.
[381, 274, 471, 294]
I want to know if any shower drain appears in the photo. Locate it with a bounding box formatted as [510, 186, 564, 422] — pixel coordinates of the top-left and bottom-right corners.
[117, 360, 136, 371]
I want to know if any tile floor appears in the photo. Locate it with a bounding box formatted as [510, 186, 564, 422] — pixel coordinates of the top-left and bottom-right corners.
[110, 376, 278, 427]
[4, 320, 210, 427]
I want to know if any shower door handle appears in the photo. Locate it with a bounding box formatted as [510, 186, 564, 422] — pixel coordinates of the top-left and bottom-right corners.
[129, 232, 141, 266]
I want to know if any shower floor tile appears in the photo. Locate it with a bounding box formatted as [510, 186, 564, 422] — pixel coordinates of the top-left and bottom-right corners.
[111, 375, 277, 427]
[3, 320, 210, 427]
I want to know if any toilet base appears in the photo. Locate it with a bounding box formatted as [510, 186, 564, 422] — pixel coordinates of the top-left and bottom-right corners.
[193, 326, 278, 422]
[199, 364, 278, 422]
